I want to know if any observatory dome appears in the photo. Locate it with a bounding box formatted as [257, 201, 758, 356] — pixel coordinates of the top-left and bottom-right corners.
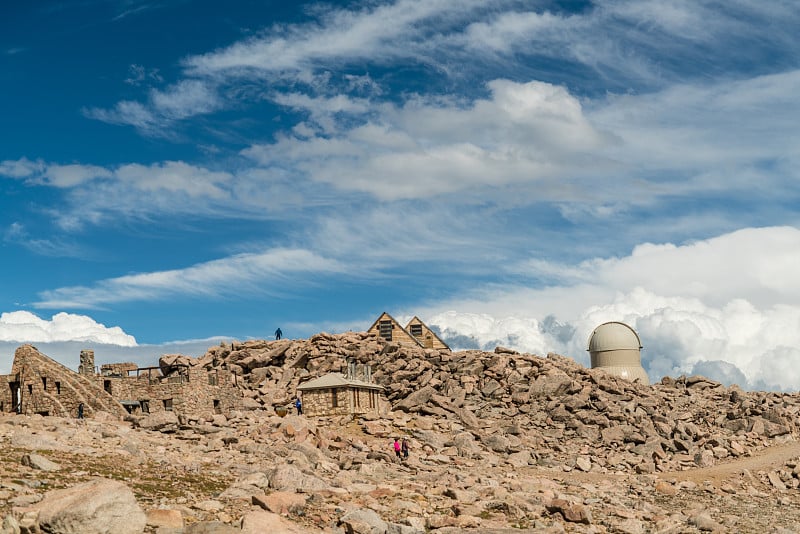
[588, 321, 642, 353]
[587, 321, 649, 385]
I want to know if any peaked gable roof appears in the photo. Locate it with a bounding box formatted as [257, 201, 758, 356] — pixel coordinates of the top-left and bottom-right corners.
[366, 312, 424, 348]
[406, 316, 450, 350]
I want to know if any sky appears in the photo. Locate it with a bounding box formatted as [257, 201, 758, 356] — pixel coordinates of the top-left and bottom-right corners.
[1, 0, 799, 390]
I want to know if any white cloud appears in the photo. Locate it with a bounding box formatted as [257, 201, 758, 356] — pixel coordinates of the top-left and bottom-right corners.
[0, 311, 136, 346]
[85, 79, 222, 134]
[245, 79, 613, 200]
[113, 161, 232, 199]
[0, 157, 43, 179]
[41, 164, 113, 188]
[3, 222, 81, 257]
[422, 226, 800, 391]
[34, 248, 350, 309]
[83, 100, 161, 132]
[183, 0, 485, 76]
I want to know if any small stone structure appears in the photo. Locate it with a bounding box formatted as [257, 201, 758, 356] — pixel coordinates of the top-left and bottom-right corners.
[587, 321, 650, 385]
[0, 344, 242, 419]
[367, 312, 450, 351]
[297, 360, 384, 417]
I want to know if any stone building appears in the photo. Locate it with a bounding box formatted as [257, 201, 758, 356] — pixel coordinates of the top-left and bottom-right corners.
[367, 312, 450, 351]
[296, 361, 384, 417]
[0, 345, 242, 419]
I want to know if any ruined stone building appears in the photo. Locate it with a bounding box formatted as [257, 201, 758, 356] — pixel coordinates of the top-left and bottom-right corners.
[0, 345, 242, 419]
[297, 360, 384, 417]
[367, 312, 450, 351]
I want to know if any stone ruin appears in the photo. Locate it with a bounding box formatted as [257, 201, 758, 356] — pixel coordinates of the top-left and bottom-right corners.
[0, 345, 242, 420]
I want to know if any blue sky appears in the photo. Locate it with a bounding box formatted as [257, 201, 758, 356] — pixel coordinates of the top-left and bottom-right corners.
[2, 0, 800, 389]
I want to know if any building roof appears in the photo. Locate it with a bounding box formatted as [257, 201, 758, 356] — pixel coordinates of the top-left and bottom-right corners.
[587, 321, 642, 352]
[367, 312, 424, 348]
[406, 315, 450, 350]
[297, 372, 383, 391]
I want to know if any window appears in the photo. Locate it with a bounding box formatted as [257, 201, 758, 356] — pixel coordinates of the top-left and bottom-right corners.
[331, 388, 338, 408]
[140, 400, 150, 414]
[163, 398, 173, 411]
[27, 384, 32, 395]
[410, 324, 423, 337]
[379, 320, 393, 341]
[213, 399, 221, 414]
[208, 372, 218, 386]
[42, 377, 47, 390]
[55, 382, 61, 395]
[104, 380, 112, 394]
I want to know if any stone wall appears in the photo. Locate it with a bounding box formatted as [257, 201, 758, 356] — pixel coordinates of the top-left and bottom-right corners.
[301, 386, 381, 417]
[97, 364, 242, 418]
[100, 362, 139, 376]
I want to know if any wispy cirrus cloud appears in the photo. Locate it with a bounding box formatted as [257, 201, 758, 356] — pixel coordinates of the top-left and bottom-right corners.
[84, 79, 222, 135]
[183, 0, 487, 76]
[3, 223, 82, 258]
[87, 0, 800, 133]
[33, 248, 350, 309]
[0, 159, 237, 228]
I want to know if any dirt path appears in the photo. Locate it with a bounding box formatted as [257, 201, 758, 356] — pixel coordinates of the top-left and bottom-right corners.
[524, 440, 800, 487]
[658, 440, 800, 485]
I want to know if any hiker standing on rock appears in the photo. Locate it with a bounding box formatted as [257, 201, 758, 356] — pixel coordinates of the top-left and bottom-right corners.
[275, 327, 282, 340]
[401, 438, 409, 459]
[295, 396, 302, 415]
[393, 438, 402, 459]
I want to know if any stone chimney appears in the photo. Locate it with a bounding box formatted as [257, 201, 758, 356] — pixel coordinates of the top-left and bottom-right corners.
[78, 349, 95, 376]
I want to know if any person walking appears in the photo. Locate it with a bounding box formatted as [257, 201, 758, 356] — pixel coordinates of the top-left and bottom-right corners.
[401, 438, 409, 459]
[275, 327, 282, 340]
[393, 438, 402, 459]
[77, 402, 84, 419]
[295, 396, 302, 415]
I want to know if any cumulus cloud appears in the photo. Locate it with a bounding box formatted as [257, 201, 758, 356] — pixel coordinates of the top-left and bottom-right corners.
[34, 248, 350, 309]
[422, 226, 800, 391]
[0, 311, 136, 346]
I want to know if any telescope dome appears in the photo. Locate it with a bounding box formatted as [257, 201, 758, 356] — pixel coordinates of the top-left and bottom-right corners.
[587, 321, 649, 385]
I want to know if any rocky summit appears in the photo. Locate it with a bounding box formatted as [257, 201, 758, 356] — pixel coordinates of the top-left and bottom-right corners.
[2, 331, 800, 533]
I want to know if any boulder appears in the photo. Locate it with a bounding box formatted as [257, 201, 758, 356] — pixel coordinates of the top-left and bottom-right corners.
[268, 464, 329, 492]
[31, 478, 146, 534]
[138, 411, 180, 432]
[21, 453, 60, 471]
[241, 510, 311, 533]
[339, 508, 388, 534]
